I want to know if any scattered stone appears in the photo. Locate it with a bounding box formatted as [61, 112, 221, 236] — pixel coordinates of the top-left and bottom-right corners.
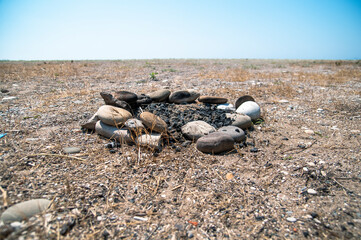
[136, 133, 162, 150]
[63, 147, 81, 154]
[139, 112, 168, 133]
[250, 147, 259, 153]
[235, 95, 255, 109]
[307, 189, 317, 195]
[181, 121, 216, 141]
[278, 99, 289, 103]
[169, 90, 200, 103]
[226, 113, 253, 129]
[236, 101, 261, 120]
[226, 173, 234, 180]
[97, 105, 132, 127]
[147, 89, 171, 102]
[217, 126, 245, 142]
[0, 89, 9, 93]
[196, 132, 234, 154]
[198, 96, 228, 104]
[304, 129, 314, 134]
[217, 103, 235, 111]
[95, 121, 133, 143]
[0, 199, 51, 223]
[286, 217, 297, 223]
[2, 96, 17, 101]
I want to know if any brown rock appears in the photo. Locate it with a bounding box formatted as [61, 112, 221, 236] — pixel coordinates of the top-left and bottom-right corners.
[198, 96, 228, 104]
[140, 112, 168, 133]
[97, 105, 132, 127]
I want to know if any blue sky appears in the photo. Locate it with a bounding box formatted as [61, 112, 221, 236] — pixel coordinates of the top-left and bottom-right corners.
[0, 0, 360, 60]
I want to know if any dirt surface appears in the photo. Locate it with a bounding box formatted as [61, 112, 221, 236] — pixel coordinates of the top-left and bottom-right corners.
[0, 59, 360, 239]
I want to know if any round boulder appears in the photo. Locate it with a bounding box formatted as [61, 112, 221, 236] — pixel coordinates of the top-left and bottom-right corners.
[198, 96, 228, 104]
[147, 89, 171, 102]
[226, 113, 253, 129]
[169, 90, 200, 104]
[140, 112, 168, 133]
[97, 105, 132, 127]
[236, 101, 261, 120]
[217, 126, 245, 142]
[196, 132, 234, 154]
[181, 120, 216, 141]
[235, 95, 256, 109]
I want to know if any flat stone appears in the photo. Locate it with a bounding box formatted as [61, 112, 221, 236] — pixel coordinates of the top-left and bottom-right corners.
[307, 189, 317, 195]
[226, 113, 253, 129]
[168, 90, 200, 104]
[286, 217, 297, 222]
[217, 126, 245, 142]
[198, 96, 228, 104]
[147, 89, 171, 102]
[139, 112, 168, 133]
[181, 121, 216, 141]
[95, 121, 133, 143]
[236, 101, 261, 120]
[196, 132, 234, 154]
[136, 133, 162, 150]
[305, 129, 315, 134]
[63, 147, 81, 154]
[0, 199, 51, 223]
[235, 95, 255, 109]
[81, 113, 99, 130]
[97, 105, 132, 127]
[2, 96, 17, 101]
[100, 92, 133, 111]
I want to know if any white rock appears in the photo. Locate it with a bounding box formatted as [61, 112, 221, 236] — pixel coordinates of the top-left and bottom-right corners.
[307, 189, 317, 195]
[278, 99, 289, 103]
[286, 217, 297, 222]
[1, 199, 51, 223]
[304, 129, 314, 134]
[95, 121, 133, 143]
[136, 133, 162, 150]
[236, 101, 261, 120]
[217, 103, 235, 111]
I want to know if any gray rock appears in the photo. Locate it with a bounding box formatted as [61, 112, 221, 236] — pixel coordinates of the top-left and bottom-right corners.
[217, 126, 245, 142]
[168, 90, 200, 103]
[136, 133, 162, 150]
[136, 94, 152, 105]
[139, 112, 168, 133]
[226, 113, 253, 129]
[81, 113, 99, 130]
[114, 91, 138, 103]
[235, 95, 255, 109]
[63, 147, 81, 154]
[147, 89, 171, 102]
[0, 199, 51, 223]
[124, 118, 145, 133]
[95, 121, 133, 144]
[196, 132, 234, 154]
[100, 92, 132, 111]
[97, 105, 132, 127]
[181, 121, 216, 141]
[198, 96, 228, 104]
[236, 101, 261, 120]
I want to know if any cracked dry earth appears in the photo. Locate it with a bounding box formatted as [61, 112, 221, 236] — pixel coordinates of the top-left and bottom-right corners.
[0, 59, 360, 239]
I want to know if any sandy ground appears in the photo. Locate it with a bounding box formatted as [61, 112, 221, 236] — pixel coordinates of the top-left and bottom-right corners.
[0, 59, 360, 239]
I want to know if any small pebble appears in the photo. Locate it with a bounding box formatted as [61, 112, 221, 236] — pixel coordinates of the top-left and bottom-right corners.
[307, 189, 317, 195]
[63, 147, 81, 154]
[226, 173, 234, 180]
[250, 147, 259, 153]
[286, 217, 297, 222]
